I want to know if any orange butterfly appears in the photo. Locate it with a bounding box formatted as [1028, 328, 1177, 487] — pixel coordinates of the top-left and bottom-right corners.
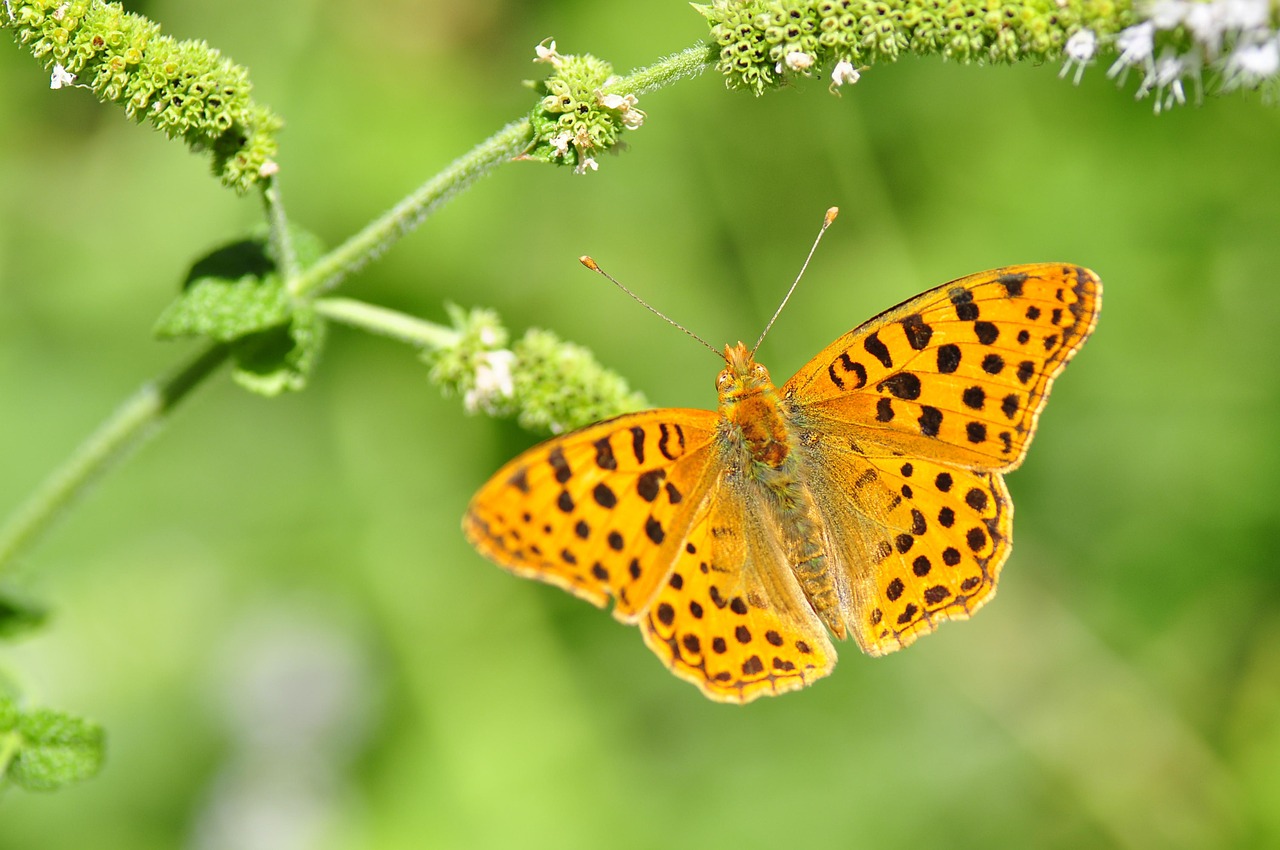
[464, 247, 1101, 703]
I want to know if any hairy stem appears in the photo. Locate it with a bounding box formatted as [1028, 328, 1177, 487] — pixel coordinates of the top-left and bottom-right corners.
[0, 344, 230, 575]
[262, 176, 299, 281]
[609, 44, 716, 96]
[314, 298, 459, 349]
[288, 118, 533, 300]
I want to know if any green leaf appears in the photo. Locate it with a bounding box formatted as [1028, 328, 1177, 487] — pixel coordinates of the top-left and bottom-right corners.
[155, 228, 329, 396]
[230, 304, 326, 397]
[154, 238, 289, 341]
[0, 589, 47, 640]
[0, 698, 104, 792]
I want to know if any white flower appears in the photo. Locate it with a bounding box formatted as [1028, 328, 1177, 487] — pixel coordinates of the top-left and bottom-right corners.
[597, 91, 646, 129]
[784, 51, 814, 72]
[51, 2, 69, 20]
[1222, 35, 1280, 89]
[258, 160, 280, 178]
[49, 63, 76, 89]
[574, 156, 599, 175]
[830, 59, 861, 88]
[1147, 0, 1187, 29]
[549, 132, 572, 158]
[464, 350, 516, 414]
[1136, 49, 1190, 112]
[1108, 22, 1156, 83]
[1220, 0, 1269, 33]
[533, 38, 562, 67]
[1185, 2, 1227, 56]
[1059, 29, 1097, 84]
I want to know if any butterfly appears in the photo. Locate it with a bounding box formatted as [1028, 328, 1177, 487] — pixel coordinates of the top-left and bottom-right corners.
[464, 259, 1101, 703]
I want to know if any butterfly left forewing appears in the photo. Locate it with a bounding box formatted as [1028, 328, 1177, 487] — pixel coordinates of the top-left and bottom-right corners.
[464, 409, 719, 619]
[783, 264, 1101, 473]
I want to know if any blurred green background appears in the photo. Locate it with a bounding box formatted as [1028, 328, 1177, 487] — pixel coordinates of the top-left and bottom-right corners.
[4, 1, 1280, 848]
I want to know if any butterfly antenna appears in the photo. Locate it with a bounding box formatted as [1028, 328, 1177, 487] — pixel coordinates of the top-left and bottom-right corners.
[751, 206, 839, 356]
[579, 256, 723, 359]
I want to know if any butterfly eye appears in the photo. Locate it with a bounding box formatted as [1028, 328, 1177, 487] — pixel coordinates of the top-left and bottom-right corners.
[715, 371, 733, 391]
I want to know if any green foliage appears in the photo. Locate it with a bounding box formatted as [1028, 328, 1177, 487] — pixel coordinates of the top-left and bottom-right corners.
[2, 0, 282, 192]
[0, 698, 104, 792]
[698, 0, 1130, 93]
[154, 233, 327, 396]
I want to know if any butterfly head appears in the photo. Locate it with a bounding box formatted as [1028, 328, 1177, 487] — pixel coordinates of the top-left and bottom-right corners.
[716, 342, 774, 405]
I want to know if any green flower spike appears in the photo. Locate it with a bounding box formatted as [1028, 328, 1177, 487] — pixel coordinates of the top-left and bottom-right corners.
[3, 0, 283, 192]
[526, 38, 647, 173]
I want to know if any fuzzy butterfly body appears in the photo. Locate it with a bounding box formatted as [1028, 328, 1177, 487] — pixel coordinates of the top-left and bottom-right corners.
[464, 263, 1101, 703]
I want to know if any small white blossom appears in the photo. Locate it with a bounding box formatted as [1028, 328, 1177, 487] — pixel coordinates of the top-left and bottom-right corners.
[784, 51, 814, 72]
[574, 156, 599, 175]
[258, 160, 280, 178]
[1059, 29, 1098, 84]
[1147, 0, 1188, 29]
[1220, 0, 1270, 33]
[1185, 2, 1228, 56]
[51, 2, 68, 20]
[1222, 35, 1280, 89]
[830, 59, 861, 89]
[533, 38, 562, 67]
[597, 91, 646, 129]
[1108, 22, 1157, 83]
[477, 326, 501, 347]
[549, 132, 572, 158]
[464, 350, 516, 414]
[1136, 49, 1190, 112]
[49, 63, 76, 89]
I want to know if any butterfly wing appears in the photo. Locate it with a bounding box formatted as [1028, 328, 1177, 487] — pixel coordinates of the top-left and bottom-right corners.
[464, 410, 720, 620]
[796, 436, 1012, 655]
[640, 464, 836, 703]
[782, 264, 1101, 471]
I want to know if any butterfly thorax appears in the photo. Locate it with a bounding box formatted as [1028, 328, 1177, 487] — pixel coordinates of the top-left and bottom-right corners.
[717, 343, 792, 469]
[716, 343, 848, 636]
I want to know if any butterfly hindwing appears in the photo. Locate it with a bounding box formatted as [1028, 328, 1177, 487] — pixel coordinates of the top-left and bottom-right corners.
[464, 410, 719, 619]
[640, 466, 837, 703]
[783, 264, 1101, 472]
[794, 430, 1013, 655]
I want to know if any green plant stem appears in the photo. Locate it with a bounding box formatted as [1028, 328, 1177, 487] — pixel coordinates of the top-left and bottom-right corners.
[610, 43, 716, 96]
[0, 344, 230, 576]
[262, 176, 299, 281]
[314, 298, 459, 349]
[288, 118, 533, 300]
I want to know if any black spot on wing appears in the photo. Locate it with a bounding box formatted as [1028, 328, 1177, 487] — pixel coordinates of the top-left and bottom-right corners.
[877, 372, 922, 400]
[548, 446, 572, 484]
[900, 314, 933, 350]
[593, 436, 617, 470]
[864, 332, 894, 369]
[998, 272, 1027, 296]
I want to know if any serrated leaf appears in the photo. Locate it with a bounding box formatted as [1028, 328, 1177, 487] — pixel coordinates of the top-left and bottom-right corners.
[154, 237, 290, 341]
[230, 304, 326, 397]
[0, 700, 104, 792]
[0, 590, 47, 640]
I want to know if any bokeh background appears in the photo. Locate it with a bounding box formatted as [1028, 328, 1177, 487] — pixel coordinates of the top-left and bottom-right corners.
[4, 1, 1280, 847]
